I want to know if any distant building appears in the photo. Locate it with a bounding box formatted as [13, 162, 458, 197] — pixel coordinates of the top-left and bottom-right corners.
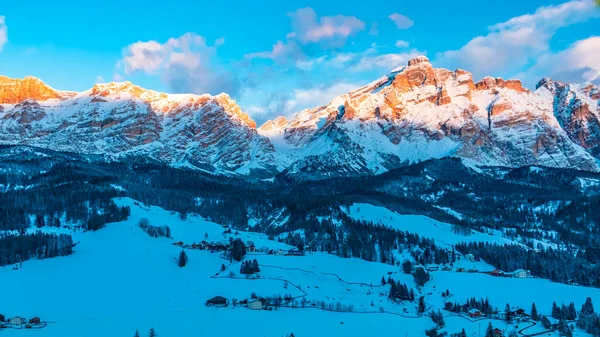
[512, 269, 529, 278]
[0, 314, 5, 322]
[442, 265, 452, 271]
[173, 241, 184, 246]
[9, 317, 23, 325]
[465, 254, 475, 262]
[456, 267, 465, 273]
[248, 243, 256, 253]
[468, 309, 482, 318]
[426, 264, 439, 272]
[490, 269, 504, 277]
[493, 328, 503, 337]
[285, 249, 304, 256]
[28, 317, 41, 324]
[206, 296, 228, 307]
[248, 298, 266, 310]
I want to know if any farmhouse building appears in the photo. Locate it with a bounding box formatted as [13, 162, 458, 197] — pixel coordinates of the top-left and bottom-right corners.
[248, 298, 266, 310]
[29, 317, 41, 324]
[512, 269, 529, 278]
[468, 309, 481, 318]
[9, 316, 23, 325]
[206, 296, 228, 307]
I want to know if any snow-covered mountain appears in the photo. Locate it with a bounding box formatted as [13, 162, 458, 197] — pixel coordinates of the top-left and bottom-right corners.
[0, 76, 276, 175]
[259, 56, 600, 179]
[1, 56, 600, 179]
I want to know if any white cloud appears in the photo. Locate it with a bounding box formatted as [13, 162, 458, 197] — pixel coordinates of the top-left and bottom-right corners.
[246, 7, 365, 62]
[289, 7, 365, 47]
[350, 50, 423, 72]
[292, 82, 360, 109]
[296, 55, 326, 70]
[95, 76, 105, 84]
[529, 36, 600, 84]
[0, 16, 7, 53]
[436, 0, 600, 79]
[395, 40, 410, 48]
[388, 13, 414, 29]
[245, 40, 302, 62]
[113, 73, 125, 82]
[120, 33, 238, 95]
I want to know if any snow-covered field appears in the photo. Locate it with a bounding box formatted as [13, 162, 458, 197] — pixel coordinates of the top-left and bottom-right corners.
[342, 203, 516, 247]
[1, 198, 598, 337]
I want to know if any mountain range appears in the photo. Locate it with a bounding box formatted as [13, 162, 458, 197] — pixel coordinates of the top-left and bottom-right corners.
[1, 56, 599, 180]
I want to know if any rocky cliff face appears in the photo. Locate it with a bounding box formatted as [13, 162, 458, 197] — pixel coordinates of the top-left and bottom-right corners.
[2, 57, 600, 179]
[0, 76, 75, 104]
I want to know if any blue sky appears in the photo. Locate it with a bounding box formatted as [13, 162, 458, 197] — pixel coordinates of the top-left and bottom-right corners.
[0, 0, 599, 124]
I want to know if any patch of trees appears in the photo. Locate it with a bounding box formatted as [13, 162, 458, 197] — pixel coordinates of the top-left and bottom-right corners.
[577, 297, 600, 336]
[455, 241, 600, 287]
[230, 239, 246, 261]
[444, 297, 494, 316]
[85, 200, 130, 231]
[240, 259, 260, 274]
[385, 276, 415, 302]
[0, 232, 73, 266]
[551, 301, 577, 320]
[413, 266, 431, 286]
[429, 309, 445, 327]
[138, 218, 171, 238]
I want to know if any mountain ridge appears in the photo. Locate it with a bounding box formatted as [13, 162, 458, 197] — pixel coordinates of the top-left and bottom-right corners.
[1, 55, 599, 179]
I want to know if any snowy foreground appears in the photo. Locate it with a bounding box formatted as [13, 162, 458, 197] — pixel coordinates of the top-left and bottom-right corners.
[1, 198, 600, 337]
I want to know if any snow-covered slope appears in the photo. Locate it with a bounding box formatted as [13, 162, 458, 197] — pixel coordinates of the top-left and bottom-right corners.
[3, 198, 600, 337]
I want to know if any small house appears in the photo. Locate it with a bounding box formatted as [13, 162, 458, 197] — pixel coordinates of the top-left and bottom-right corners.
[465, 254, 475, 262]
[248, 244, 256, 253]
[173, 241, 184, 246]
[285, 249, 304, 256]
[512, 269, 529, 278]
[468, 268, 478, 273]
[9, 316, 23, 325]
[468, 309, 482, 318]
[490, 269, 503, 277]
[493, 328, 503, 337]
[442, 265, 452, 271]
[426, 264, 439, 272]
[248, 298, 266, 310]
[456, 267, 465, 273]
[29, 317, 41, 324]
[206, 296, 228, 307]
[514, 308, 526, 316]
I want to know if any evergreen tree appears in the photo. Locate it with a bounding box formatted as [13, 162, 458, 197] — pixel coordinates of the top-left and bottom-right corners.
[418, 296, 426, 314]
[553, 302, 562, 319]
[485, 323, 494, 337]
[148, 328, 156, 337]
[381, 276, 386, 285]
[134, 330, 140, 337]
[178, 250, 188, 267]
[505, 303, 513, 322]
[402, 259, 413, 274]
[582, 297, 595, 315]
[531, 302, 539, 321]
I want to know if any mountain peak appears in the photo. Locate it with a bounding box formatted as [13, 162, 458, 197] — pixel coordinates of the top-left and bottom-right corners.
[0, 75, 75, 104]
[407, 56, 431, 67]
